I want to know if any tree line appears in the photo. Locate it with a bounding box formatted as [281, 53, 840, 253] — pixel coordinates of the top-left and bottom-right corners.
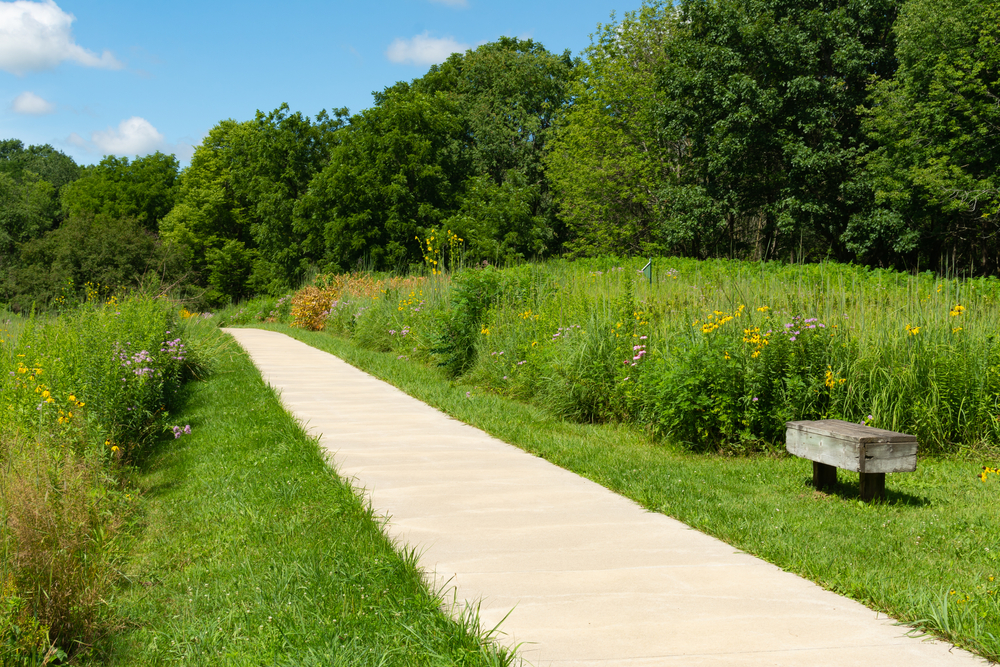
[2, 0, 997, 310]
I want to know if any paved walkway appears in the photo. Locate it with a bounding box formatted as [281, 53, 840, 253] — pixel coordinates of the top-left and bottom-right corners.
[225, 328, 989, 666]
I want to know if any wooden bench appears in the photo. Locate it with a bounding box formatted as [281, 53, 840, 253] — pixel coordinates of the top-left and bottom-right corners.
[785, 419, 918, 502]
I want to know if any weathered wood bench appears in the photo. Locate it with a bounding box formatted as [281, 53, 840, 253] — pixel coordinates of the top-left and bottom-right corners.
[785, 419, 918, 502]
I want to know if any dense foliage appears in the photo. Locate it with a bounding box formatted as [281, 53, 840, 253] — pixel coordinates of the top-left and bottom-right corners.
[2, 0, 998, 309]
[1, 296, 195, 659]
[0, 140, 80, 274]
[548, 0, 898, 261]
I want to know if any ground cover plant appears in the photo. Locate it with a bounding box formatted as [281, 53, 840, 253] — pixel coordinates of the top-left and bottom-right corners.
[228, 256, 1000, 661]
[83, 319, 519, 666]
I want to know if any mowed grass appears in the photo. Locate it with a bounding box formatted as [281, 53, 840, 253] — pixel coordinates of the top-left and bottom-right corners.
[84, 328, 517, 666]
[257, 322, 1000, 663]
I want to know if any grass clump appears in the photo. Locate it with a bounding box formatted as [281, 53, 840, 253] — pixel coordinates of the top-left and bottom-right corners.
[83, 326, 519, 666]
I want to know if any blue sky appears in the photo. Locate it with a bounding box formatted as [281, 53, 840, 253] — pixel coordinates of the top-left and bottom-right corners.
[1, 0, 637, 167]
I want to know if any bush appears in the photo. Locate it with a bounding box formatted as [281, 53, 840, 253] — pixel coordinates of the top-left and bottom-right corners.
[290, 285, 333, 331]
[430, 265, 518, 377]
[0, 573, 58, 666]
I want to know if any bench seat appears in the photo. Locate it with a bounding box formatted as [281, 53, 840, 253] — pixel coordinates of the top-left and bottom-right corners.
[785, 419, 918, 501]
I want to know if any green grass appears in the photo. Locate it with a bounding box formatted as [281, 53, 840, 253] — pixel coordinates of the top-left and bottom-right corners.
[82, 327, 518, 666]
[257, 322, 1000, 663]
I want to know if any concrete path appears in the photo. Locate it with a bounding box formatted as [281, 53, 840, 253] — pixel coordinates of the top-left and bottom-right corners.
[225, 328, 989, 666]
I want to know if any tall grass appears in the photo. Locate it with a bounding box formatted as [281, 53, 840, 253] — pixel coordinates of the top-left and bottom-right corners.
[0, 295, 196, 660]
[284, 258, 1000, 454]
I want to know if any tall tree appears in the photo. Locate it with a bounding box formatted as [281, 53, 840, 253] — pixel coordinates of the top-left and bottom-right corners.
[160, 121, 245, 247]
[0, 172, 57, 262]
[0, 140, 79, 273]
[301, 38, 575, 269]
[0, 140, 81, 191]
[298, 87, 468, 270]
[162, 107, 344, 300]
[852, 0, 1000, 273]
[60, 152, 180, 231]
[227, 104, 345, 292]
[546, 4, 683, 257]
[549, 0, 898, 260]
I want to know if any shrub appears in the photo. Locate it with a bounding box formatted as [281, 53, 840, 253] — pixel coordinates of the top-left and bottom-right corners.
[290, 285, 333, 330]
[0, 574, 59, 666]
[431, 266, 512, 378]
[0, 293, 190, 658]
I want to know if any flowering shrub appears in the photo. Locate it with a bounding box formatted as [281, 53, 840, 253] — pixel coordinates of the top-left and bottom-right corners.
[290, 286, 333, 331]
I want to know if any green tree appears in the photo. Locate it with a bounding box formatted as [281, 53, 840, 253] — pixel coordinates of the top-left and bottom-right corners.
[550, 0, 898, 260]
[0, 140, 79, 273]
[159, 120, 248, 289]
[60, 153, 179, 231]
[546, 4, 683, 256]
[302, 38, 575, 269]
[299, 88, 468, 270]
[852, 0, 1000, 273]
[0, 140, 81, 191]
[420, 38, 574, 259]
[0, 173, 57, 263]
[161, 107, 344, 299]
[4, 214, 182, 311]
[228, 105, 344, 292]
[205, 239, 255, 303]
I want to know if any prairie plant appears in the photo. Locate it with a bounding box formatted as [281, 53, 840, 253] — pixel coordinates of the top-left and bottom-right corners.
[316, 257, 1000, 454]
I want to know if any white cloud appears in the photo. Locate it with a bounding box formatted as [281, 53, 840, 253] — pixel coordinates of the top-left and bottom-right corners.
[386, 32, 470, 66]
[91, 117, 165, 155]
[172, 138, 196, 164]
[66, 131, 87, 149]
[0, 0, 123, 75]
[11, 91, 55, 115]
[69, 117, 197, 161]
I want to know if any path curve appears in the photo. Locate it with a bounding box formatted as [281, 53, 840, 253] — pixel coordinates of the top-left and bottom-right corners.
[225, 328, 989, 667]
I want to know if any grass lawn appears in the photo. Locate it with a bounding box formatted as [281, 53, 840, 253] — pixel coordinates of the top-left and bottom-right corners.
[83, 328, 516, 666]
[257, 322, 1000, 663]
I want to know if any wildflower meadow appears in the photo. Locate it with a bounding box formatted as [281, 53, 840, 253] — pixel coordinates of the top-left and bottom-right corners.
[262, 257, 1000, 456]
[0, 293, 197, 662]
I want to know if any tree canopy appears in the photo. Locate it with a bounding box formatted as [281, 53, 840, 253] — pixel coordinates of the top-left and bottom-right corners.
[855, 0, 1000, 272]
[5, 16, 1000, 309]
[60, 152, 180, 231]
[0, 140, 80, 274]
[301, 37, 576, 270]
[548, 0, 898, 261]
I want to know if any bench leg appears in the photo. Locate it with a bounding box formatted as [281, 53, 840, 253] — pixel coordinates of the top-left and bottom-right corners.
[812, 462, 837, 490]
[859, 472, 885, 502]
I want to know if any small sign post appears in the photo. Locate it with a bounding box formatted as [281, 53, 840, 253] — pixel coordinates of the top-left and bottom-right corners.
[641, 258, 652, 285]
